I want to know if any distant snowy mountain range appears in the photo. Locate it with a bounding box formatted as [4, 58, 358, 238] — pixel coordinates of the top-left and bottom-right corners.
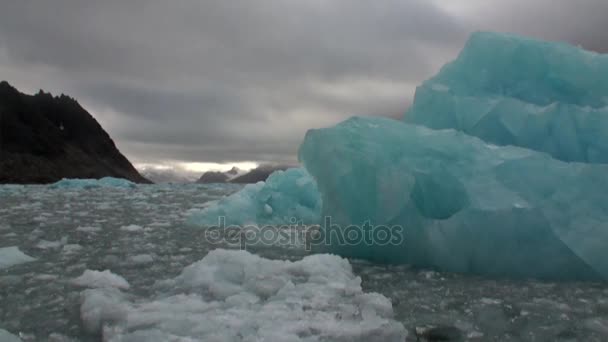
[139, 164, 295, 184]
[138, 167, 200, 184]
[196, 165, 293, 184]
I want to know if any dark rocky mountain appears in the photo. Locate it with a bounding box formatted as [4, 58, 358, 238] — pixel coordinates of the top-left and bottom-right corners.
[0, 81, 150, 184]
[226, 166, 240, 176]
[196, 171, 229, 184]
[196, 166, 241, 184]
[229, 164, 291, 183]
[196, 165, 292, 184]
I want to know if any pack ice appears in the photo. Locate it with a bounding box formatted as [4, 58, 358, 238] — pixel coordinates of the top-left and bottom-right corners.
[49, 177, 136, 189]
[79, 249, 407, 341]
[405, 32, 608, 163]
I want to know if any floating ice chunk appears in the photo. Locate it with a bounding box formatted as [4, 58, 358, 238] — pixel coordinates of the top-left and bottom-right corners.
[0, 246, 36, 269]
[35, 274, 59, 281]
[188, 168, 321, 227]
[47, 332, 78, 342]
[127, 254, 154, 264]
[72, 270, 130, 290]
[299, 116, 608, 281]
[62, 244, 83, 254]
[80, 249, 407, 341]
[0, 329, 21, 342]
[120, 224, 143, 232]
[76, 226, 102, 233]
[585, 318, 608, 335]
[50, 177, 136, 189]
[36, 236, 68, 250]
[405, 31, 608, 163]
[80, 287, 128, 333]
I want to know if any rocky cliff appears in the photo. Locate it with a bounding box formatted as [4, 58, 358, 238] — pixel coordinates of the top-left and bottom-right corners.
[0, 81, 149, 184]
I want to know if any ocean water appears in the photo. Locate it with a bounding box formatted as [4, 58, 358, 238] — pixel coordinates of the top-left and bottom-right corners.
[1, 184, 607, 341]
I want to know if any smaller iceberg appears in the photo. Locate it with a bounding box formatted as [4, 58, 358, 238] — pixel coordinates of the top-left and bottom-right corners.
[0, 329, 20, 342]
[72, 270, 131, 290]
[0, 185, 24, 196]
[188, 168, 321, 227]
[0, 246, 36, 269]
[49, 177, 136, 189]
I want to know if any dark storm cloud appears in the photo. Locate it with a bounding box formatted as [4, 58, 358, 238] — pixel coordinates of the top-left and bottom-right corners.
[454, 0, 608, 53]
[0, 1, 605, 165]
[84, 82, 249, 121]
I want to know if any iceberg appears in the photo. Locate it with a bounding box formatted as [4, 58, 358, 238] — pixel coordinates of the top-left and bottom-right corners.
[49, 177, 137, 189]
[0, 246, 36, 269]
[0, 185, 24, 196]
[299, 116, 608, 281]
[188, 168, 321, 227]
[0, 329, 21, 342]
[72, 269, 131, 290]
[405, 32, 608, 163]
[79, 249, 407, 341]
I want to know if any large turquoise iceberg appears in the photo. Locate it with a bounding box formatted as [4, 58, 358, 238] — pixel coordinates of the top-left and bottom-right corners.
[187, 32, 608, 281]
[405, 32, 608, 163]
[300, 116, 608, 281]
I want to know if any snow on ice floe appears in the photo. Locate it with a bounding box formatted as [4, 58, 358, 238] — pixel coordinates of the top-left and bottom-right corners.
[79, 249, 407, 341]
[0, 246, 36, 269]
[72, 270, 130, 290]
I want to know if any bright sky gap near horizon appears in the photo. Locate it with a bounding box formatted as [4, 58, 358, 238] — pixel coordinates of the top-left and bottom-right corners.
[1, 0, 607, 172]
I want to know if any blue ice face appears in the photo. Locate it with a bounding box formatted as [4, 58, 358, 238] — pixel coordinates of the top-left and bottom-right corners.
[405, 32, 608, 163]
[299, 116, 608, 281]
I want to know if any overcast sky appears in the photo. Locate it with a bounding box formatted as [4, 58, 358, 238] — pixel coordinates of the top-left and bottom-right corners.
[1, 0, 607, 171]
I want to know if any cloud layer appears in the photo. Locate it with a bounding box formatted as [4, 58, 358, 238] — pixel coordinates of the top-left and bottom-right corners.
[1, 0, 606, 165]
